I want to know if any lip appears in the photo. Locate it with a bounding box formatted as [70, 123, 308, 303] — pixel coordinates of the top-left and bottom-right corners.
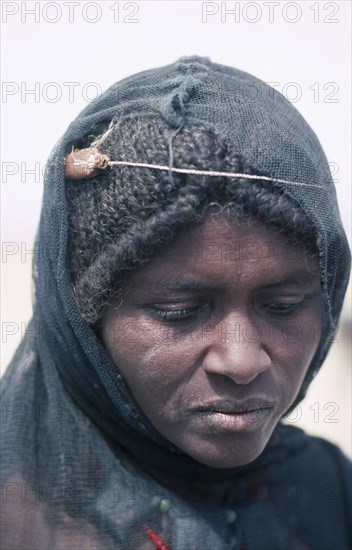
[194, 398, 277, 414]
[188, 398, 277, 433]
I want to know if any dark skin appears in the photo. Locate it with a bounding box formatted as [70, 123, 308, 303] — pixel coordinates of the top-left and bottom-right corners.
[101, 214, 323, 502]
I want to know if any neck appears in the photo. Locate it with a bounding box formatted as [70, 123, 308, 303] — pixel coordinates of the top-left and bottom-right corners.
[142, 464, 234, 504]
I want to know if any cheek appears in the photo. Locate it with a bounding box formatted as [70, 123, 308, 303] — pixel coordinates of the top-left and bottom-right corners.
[269, 310, 322, 399]
[102, 315, 197, 401]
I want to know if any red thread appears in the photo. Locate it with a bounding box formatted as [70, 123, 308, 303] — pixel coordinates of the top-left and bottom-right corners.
[143, 524, 171, 550]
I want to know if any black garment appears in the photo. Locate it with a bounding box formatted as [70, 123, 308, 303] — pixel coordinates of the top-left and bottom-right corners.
[1, 56, 351, 549]
[2, 372, 351, 549]
[171, 426, 352, 549]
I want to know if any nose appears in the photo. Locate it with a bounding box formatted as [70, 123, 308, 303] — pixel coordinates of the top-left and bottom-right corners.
[202, 318, 271, 384]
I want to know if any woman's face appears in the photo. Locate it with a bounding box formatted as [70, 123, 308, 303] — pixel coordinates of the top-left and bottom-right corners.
[101, 214, 323, 468]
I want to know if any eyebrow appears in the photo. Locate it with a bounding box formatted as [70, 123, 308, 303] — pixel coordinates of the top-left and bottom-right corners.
[137, 270, 319, 293]
[147, 277, 216, 292]
[259, 270, 320, 289]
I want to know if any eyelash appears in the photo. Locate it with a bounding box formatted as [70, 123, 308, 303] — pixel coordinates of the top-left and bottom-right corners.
[262, 301, 305, 317]
[150, 305, 206, 322]
[150, 300, 305, 323]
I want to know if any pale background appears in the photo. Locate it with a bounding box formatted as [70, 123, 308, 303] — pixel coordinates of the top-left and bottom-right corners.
[1, 1, 351, 456]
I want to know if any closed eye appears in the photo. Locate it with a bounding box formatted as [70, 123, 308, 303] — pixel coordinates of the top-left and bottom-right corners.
[150, 305, 208, 323]
[262, 301, 305, 317]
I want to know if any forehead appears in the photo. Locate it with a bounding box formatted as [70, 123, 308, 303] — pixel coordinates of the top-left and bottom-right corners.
[124, 215, 320, 291]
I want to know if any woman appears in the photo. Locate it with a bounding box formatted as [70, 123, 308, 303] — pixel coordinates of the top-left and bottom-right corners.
[1, 56, 351, 549]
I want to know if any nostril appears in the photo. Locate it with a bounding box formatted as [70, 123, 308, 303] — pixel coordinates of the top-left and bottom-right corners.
[260, 348, 271, 371]
[202, 339, 271, 385]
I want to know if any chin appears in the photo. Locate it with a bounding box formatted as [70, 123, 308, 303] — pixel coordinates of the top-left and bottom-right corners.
[185, 434, 269, 469]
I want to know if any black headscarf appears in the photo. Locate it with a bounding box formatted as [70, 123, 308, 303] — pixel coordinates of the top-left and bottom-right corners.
[1, 56, 350, 549]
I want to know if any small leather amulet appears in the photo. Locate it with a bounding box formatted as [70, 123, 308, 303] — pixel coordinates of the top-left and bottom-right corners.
[65, 147, 110, 180]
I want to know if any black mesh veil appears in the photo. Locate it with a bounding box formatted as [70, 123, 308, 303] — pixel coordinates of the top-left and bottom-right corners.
[1, 56, 350, 549]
